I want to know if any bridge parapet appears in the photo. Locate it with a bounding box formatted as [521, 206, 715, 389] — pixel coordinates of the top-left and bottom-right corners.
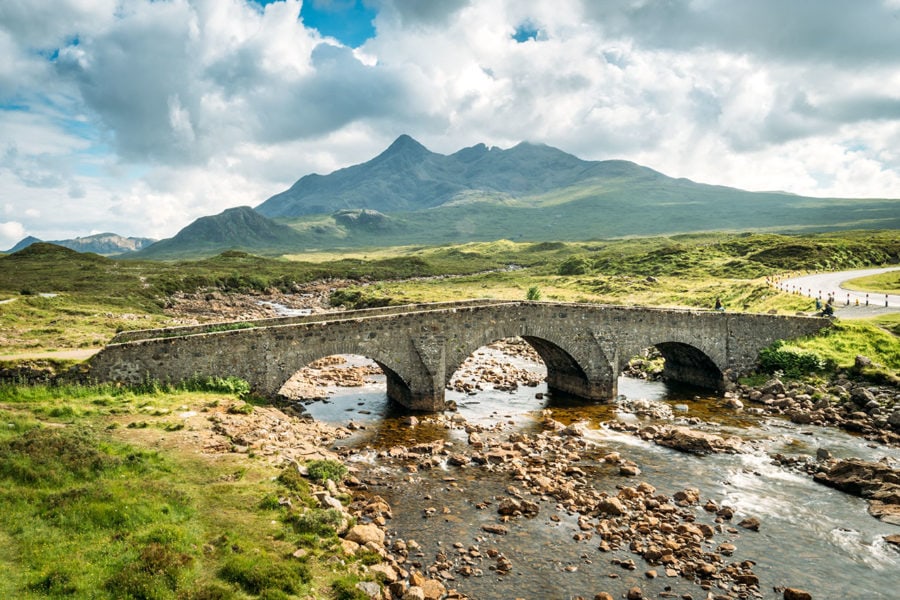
[111, 298, 509, 344]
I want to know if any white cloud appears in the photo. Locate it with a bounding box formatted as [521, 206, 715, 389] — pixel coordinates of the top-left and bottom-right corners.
[0, 220, 25, 249]
[0, 0, 899, 244]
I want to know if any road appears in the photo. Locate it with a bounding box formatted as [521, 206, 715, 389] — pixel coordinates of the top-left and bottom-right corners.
[775, 266, 900, 316]
[0, 348, 100, 362]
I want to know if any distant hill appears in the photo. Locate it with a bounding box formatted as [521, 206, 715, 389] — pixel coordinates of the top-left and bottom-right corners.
[4, 233, 156, 255]
[131, 206, 308, 260]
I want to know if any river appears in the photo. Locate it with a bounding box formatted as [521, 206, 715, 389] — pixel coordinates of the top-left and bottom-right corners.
[298, 348, 899, 600]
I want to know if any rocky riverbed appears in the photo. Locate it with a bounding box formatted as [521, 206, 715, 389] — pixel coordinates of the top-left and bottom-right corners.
[271, 341, 900, 600]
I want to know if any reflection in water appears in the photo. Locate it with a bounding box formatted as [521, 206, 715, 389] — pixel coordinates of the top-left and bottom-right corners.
[297, 354, 899, 600]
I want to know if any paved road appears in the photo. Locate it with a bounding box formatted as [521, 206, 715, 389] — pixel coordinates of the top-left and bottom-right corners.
[775, 266, 900, 315]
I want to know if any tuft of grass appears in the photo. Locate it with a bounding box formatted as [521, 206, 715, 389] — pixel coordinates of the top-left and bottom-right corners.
[218, 551, 311, 596]
[306, 459, 347, 483]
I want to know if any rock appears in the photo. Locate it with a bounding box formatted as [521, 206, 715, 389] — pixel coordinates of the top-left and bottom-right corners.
[854, 355, 873, 369]
[481, 524, 509, 535]
[355, 581, 382, 599]
[673, 488, 701, 506]
[626, 586, 643, 600]
[369, 562, 398, 583]
[761, 378, 786, 396]
[619, 464, 641, 476]
[421, 579, 446, 600]
[850, 387, 876, 407]
[594, 594, 614, 600]
[346, 524, 385, 546]
[498, 497, 523, 516]
[885, 534, 900, 550]
[341, 539, 360, 555]
[738, 516, 761, 531]
[655, 426, 741, 454]
[724, 397, 744, 410]
[888, 410, 900, 428]
[562, 422, 588, 437]
[402, 586, 426, 600]
[816, 448, 832, 460]
[596, 497, 627, 516]
[783, 588, 812, 600]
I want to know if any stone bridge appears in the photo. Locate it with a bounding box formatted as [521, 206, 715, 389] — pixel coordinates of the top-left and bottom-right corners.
[90, 300, 829, 411]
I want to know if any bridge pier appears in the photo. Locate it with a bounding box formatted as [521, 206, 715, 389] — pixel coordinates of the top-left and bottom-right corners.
[546, 371, 617, 401]
[385, 371, 447, 412]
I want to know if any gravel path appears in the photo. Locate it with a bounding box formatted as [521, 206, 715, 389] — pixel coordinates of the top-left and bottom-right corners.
[774, 266, 900, 315]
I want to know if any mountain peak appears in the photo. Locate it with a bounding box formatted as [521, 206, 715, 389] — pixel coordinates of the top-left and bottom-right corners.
[382, 134, 429, 156]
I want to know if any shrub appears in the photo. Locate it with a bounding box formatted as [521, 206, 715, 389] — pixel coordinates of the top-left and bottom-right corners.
[558, 255, 590, 275]
[525, 285, 542, 301]
[332, 576, 371, 600]
[758, 341, 834, 378]
[287, 508, 346, 538]
[306, 459, 347, 483]
[277, 465, 310, 494]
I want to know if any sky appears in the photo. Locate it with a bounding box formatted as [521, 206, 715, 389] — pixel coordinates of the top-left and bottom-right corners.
[2, 0, 900, 248]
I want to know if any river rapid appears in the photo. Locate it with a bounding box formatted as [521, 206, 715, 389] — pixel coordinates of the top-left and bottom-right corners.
[298, 349, 899, 600]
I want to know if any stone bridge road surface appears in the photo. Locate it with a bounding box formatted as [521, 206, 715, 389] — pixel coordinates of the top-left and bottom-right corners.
[777, 266, 900, 316]
[0, 348, 100, 361]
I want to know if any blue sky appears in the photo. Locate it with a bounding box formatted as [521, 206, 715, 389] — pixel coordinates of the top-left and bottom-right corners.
[257, 0, 377, 47]
[1, 0, 900, 247]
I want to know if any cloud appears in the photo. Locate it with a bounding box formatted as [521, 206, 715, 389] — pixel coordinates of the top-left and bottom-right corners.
[377, 0, 471, 27]
[578, 0, 900, 66]
[0, 220, 25, 249]
[1, 0, 899, 245]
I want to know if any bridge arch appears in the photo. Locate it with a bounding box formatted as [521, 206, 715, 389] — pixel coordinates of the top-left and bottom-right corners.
[444, 324, 617, 402]
[621, 334, 727, 390]
[262, 337, 424, 408]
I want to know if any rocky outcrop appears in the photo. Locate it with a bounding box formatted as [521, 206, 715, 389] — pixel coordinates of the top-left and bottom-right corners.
[647, 426, 744, 454]
[738, 375, 900, 446]
[813, 458, 900, 525]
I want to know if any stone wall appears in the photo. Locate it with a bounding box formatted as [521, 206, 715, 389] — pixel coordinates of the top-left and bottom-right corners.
[90, 302, 829, 411]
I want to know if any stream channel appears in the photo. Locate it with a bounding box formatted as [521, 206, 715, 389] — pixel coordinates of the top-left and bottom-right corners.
[297, 347, 899, 600]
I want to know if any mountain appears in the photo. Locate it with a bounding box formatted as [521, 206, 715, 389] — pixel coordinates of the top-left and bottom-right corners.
[131, 206, 308, 259]
[3, 233, 155, 255]
[255, 134, 645, 218]
[132, 136, 900, 259]
[5, 236, 42, 253]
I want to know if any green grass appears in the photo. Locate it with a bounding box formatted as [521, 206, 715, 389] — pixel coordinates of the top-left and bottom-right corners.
[0, 383, 379, 599]
[770, 320, 900, 383]
[842, 269, 900, 294]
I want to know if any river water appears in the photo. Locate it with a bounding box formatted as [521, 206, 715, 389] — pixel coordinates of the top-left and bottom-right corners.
[299, 349, 900, 600]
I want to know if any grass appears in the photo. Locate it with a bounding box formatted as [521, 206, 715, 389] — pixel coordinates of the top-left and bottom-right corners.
[769, 320, 900, 383]
[0, 382, 381, 599]
[842, 269, 900, 294]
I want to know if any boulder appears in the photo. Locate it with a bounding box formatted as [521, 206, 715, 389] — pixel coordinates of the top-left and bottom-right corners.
[346, 524, 385, 546]
[421, 579, 446, 600]
[655, 426, 742, 454]
[402, 587, 425, 600]
[355, 581, 382, 599]
[783, 588, 812, 600]
[760, 378, 786, 396]
[596, 497, 627, 516]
